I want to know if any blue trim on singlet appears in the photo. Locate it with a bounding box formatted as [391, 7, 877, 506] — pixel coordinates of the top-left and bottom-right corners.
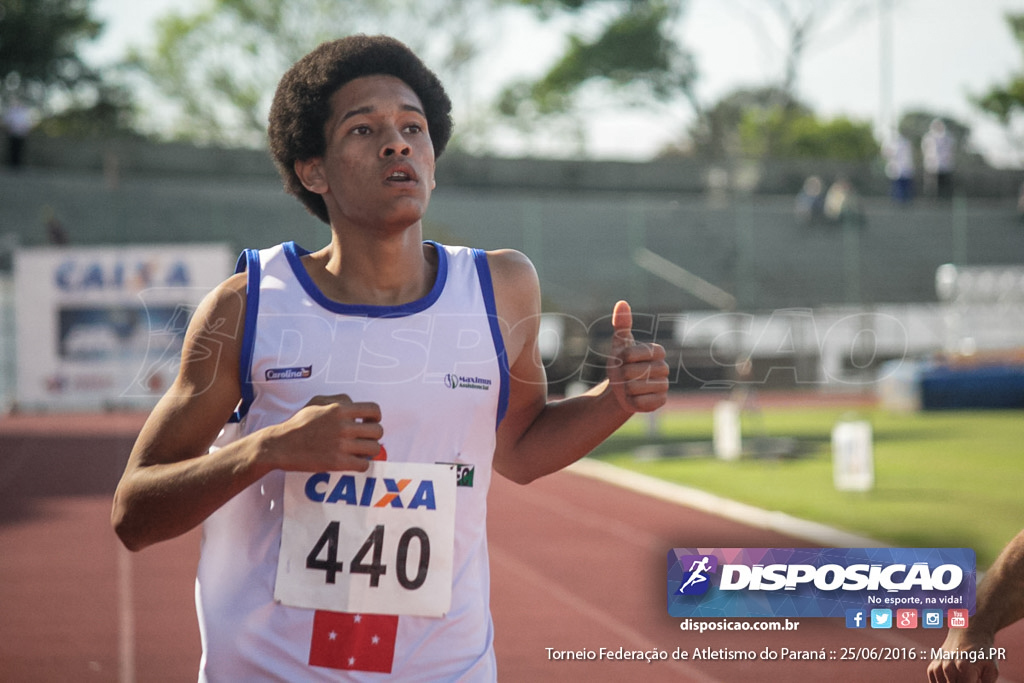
[282, 240, 448, 317]
[230, 249, 261, 422]
[472, 248, 510, 430]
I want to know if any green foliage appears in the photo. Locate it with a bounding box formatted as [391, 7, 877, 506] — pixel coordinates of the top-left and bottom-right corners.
[126, 1, 306, 146]
[515, 0, 589, 11]
[497, 0, 694, 123]
[539, 4, 684, 94]
[0, 0, 102, 103]
[730, 98, 878, 161]
[35, 82, 139, 138]
[972, 12, 1024, 150]
[129, 0, 492, 147]
[973, 13, 1024, 125]
[0, 0, 136, 137]
[685, 86, 799, 160]
[974, 77, 1024, 124]
[785, 117, 875, 160]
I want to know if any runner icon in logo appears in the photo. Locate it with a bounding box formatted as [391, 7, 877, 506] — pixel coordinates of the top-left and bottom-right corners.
[678, 555, 716, 595]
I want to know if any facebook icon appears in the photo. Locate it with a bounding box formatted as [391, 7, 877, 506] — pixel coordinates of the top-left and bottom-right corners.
[846, 609, 867, 629]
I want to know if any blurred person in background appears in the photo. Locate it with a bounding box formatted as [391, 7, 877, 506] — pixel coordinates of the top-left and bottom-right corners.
[922, 118, 956, 200]
[2, 98, 34, 169]
[823, 176, 865, 228]
[884, 131, 915, 204]
[794, 175, 826, 226]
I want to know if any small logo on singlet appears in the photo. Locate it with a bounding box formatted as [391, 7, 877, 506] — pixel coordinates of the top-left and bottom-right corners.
[443, 373, 491, 391]
[437, 462, 475, 487]
[265, 365, 312, 381]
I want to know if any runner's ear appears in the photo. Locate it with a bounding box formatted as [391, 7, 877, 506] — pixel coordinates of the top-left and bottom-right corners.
[295, 158, 327, 194]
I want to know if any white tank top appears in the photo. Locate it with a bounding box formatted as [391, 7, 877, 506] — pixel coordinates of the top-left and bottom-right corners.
[195, 241, 508, 681]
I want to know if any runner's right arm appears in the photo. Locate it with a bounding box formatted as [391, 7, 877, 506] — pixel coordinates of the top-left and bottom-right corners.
[111, 274, 383, 551]
[928, 529, 1024, 683]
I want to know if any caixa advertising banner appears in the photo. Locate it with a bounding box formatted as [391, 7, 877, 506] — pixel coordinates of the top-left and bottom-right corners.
[667, 548, 975, 619]
[14, 244, 233, 411]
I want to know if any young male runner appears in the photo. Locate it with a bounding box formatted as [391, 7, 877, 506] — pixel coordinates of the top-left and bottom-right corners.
[112, 35, 668, 681]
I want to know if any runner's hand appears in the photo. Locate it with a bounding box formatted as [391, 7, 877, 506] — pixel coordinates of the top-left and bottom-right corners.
[261, 394, 383, 472]
[606, 300, 669, 414]
[927, 628, 999, 683]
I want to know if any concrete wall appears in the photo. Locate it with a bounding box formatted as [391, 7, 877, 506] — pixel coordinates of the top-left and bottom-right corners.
[3, 136, 1023, 317]
[2, 137, 1023, 401]
[19, 134, 1024, 198]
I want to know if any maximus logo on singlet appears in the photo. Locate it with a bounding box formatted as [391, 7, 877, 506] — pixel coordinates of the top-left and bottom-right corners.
[303, 472, 437, 510]
[443, 372, 491, 390]
[265, 365, 312, 381]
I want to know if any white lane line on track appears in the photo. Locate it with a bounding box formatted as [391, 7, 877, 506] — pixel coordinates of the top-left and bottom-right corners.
[117, 543, 136, 683]
[567, 459, 887, 549]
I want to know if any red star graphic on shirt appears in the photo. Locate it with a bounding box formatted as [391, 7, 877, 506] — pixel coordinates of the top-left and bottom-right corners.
[308, 611, 398, 673]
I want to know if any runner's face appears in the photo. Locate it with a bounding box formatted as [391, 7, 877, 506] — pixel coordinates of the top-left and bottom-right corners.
[304, 75, 436, 231]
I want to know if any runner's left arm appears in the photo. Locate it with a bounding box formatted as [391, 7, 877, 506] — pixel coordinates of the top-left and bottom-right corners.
[488, 249, 669, 484]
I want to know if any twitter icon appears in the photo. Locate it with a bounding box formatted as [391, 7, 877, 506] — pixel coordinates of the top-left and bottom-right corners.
[870, 609, 893, 629]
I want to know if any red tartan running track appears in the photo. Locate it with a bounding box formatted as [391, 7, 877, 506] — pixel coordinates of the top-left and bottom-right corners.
[1, 410, 1022, 682]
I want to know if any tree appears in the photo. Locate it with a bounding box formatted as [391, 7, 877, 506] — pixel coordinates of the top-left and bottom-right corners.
[503, 0, 694, 111]
[495, 0, 698, 154]
[0, 0, 99, 105]
[681, 0, 875, 161]
[972, 13, 1024, 162]
[496, 0, 879, 158]
[36, 81, 139, 138]
[127, 0, 494, 147]
[0, 0, 137, 137]
[684, 86, 805, 159]
[741, 109, 877, 160]
[681, 85, 876, 161]
[726, 0, 873, 103]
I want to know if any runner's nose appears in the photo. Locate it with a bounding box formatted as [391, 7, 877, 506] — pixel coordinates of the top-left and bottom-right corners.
[380, 127, 411, 157]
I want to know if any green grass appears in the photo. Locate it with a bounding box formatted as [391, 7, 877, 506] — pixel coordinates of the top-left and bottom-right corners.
[594, 406, 1024, 567]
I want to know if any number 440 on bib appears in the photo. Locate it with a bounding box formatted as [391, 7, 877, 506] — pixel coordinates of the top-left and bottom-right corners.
[275, 462, 457, 618]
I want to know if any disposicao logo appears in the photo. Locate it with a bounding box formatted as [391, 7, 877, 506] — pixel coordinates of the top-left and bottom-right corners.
[667, 548, 976, 619]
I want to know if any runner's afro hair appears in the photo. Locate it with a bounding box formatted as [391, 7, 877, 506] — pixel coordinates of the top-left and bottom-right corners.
[268, 35, 453, 224]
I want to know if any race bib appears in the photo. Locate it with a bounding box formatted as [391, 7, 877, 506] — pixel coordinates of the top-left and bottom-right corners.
[275, 462, 457, 617]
